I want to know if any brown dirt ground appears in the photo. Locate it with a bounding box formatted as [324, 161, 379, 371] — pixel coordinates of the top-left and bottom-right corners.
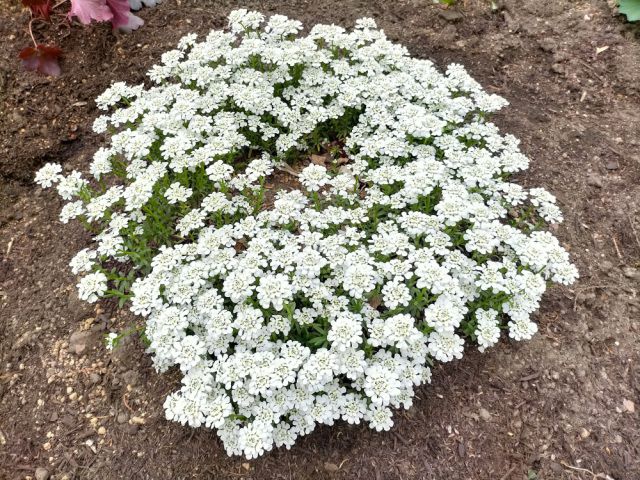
[1, 0, 640, 479]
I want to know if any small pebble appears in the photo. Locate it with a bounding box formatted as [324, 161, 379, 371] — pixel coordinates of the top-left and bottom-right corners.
[129, 416, 145, 425]
[35, 467, 50, 480]
[586, 174, 603, 188]
[126, 424, 139, 435]
[438, 9, 464, 21]
[623, 267, 640, 281]
[324, 462, 339, 473]
[605, 159, 619, 170]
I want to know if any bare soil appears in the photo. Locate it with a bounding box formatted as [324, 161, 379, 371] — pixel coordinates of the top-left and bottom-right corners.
[1, 1, 639, 479]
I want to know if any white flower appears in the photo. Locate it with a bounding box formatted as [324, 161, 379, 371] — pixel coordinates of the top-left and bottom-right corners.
[223, 270, 255, 304]
[77, 271, 108, 303]
[366, 405, 393, 432]
[90, 148, 113, 179]
[340, 393, 367, 424]
[382, 279, 411, 310]
[70, 249, 97, 275]
[327, 312, 363, 351]
[176, 209, 206, 236]
[165, 182, 193, 204]
[256, 273, 293, 311]
[364, 365, 401, 406]
[299, 164, 329, 192]
[423, 294, 465, 333]
[508, 313, 538, 341]
[105, 332, 119, 351]
[59, 201, 85, 224]
[56, 171, 87, 200]
[427, 331, 464, 362]
[474, 308, 501, 352]
[342, 263, 378, 298]
[35, 163, 62, 188]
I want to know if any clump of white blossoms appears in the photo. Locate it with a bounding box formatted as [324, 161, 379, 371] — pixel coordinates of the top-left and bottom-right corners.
[36, 10, 578, 459]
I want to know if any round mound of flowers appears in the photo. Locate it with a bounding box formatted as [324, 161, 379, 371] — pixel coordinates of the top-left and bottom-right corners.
[36, 10, 578, 459]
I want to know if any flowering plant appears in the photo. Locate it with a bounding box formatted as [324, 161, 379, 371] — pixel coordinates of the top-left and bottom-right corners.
[36, 10, 578, 458]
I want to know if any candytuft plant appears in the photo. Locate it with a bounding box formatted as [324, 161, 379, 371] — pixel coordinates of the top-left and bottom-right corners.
[36, 10, 578, 459]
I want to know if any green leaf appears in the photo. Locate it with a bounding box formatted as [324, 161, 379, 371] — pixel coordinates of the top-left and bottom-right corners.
[620, 0, 640, 21]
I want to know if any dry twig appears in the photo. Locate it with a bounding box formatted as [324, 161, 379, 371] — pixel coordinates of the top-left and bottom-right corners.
[560, 461, 614, 480]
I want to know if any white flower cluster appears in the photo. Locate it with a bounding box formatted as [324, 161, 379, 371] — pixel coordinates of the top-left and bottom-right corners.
[36, 10, 578, 459]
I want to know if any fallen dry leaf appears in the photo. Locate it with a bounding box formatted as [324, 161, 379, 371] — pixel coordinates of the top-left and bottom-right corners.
[310, 154, 329, 166]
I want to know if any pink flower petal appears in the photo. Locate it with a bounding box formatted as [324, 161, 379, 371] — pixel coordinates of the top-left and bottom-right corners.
[69, 0, 113, 24]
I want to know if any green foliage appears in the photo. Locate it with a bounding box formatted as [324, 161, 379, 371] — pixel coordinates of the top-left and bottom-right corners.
[620, 0, 640, 21]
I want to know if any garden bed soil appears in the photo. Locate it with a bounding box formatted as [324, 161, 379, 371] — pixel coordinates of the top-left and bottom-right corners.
[1, 0, 639, 479]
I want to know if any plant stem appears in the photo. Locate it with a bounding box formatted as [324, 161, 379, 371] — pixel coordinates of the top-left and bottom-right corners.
[52, 0, 69, 9]
[28, 19, 38, 47]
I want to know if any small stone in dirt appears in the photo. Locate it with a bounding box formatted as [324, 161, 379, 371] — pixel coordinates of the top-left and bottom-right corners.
[67, 290, 93, 320]
[324, 462, 340, 473]
[129, 416, 146, 425]
[605, 159, 619, 170]
[69, 330, 95, 355]
[549, 462, 563, 474]
[623, 267, 640, 281]
[122, 370, 140, 386]
[599, 260, 613, 274]
[0, 429, 6, 445]
[539, 38, 557, 53]
[457, 441, 466, 457]
[125, 424, 139, 435]
[502, 11, 519, 31]
[49, 412, 58, 422]
[586, 174, 603, 188]
[438, 9, 464, 22]
[117, 412, 129, 424]
[13, 330, 36, 350]
[479, 408, 491, 421]
[89, 373, 101, 384]
[579, 428, 590, 439]
[61, 415, 75, 428]
[622, 399, 635, 413]
[97, 426, 106, 435]
[34, 468, 50, 480]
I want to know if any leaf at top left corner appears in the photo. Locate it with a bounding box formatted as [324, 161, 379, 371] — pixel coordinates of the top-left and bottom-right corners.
[619, 0, 640, 22]
[19, 44, 63, 77]
[22, 0, 52, 20]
